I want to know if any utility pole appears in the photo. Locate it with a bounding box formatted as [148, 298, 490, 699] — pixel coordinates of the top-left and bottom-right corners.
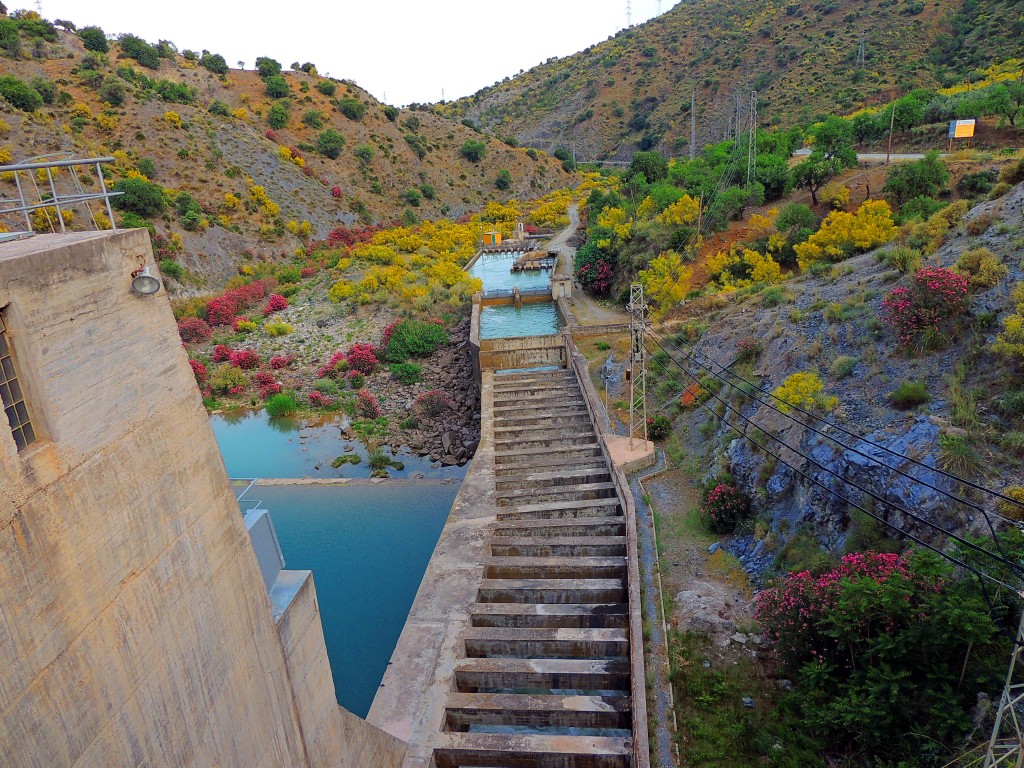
[857, 34, 866, 69]
[984, 602, 1024, 767]
[627, 284, 649, 451]
[747, 91, 758, 186]
[626, 0, 632, 26]
[690, 91, 696, 161]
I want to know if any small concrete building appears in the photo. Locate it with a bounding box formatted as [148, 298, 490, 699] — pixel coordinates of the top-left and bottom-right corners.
[0, 230, 404, 768]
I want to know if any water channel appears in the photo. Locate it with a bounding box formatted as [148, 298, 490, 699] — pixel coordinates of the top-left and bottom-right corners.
[212, 248, 557, 717]
[468, 251, 562, 339]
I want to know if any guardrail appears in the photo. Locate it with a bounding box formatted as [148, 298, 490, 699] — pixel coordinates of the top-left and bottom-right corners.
[0, 154, 121, 241]
[231, 478, 263, 515]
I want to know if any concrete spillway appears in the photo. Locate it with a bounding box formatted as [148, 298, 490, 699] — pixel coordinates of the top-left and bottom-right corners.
[369, 342, 650, 768]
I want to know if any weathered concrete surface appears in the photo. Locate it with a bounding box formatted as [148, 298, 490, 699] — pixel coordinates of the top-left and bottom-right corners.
[0, 231, 403, 768]
[605, 435, 657, 474]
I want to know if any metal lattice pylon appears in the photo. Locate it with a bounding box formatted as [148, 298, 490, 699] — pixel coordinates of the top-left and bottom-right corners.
[985, 604, 1024, 767]
[627, 284, 648, 450]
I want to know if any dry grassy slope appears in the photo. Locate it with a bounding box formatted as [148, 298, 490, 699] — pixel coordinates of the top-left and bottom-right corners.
[1, 29, 572, 285]
[445, 0, 1014, 161]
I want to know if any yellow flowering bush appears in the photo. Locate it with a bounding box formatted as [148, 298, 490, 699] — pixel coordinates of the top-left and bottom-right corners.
[772, 372, 838, 414]
[655, 195, 701, 227]
[163, 111, 182, 128]
[794, 200, 898, 271]
[993, 283, 1024, 360]
[639, 250, 691, 316]
[706, 246, 783, 291]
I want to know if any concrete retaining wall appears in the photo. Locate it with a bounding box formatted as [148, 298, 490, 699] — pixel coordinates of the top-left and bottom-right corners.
[479, 334, 566, 371]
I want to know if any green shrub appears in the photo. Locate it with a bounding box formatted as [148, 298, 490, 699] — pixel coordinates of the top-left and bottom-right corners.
[0, 76, 43, 111]
[118, 34, 160, 69]
[989, 182, 1013, 200]
[314, 378, 341, 395]
[265, 392, 299, 417]
[199, 51, 228, 75]
[829, 355, 858, 379]
[264, 320, 293, 337]
[889, 381, 930, 409]
[158, 259, 183, 281]
[382, 104, 398, 121]
[78, 25, 108, 53]
[354, 143, 374, 165]
[956, 247, 1008, 289]
[317, 128, 345, 159]
[268, 101, 289, 129]
[460, 139, 486, 163]
[760, 285, 786, 307]
[315, 80, 336, 97]
[495, 169, 512, 190]
[301, 109, 323, 128]
[878, 245, 922, 274]
[331, 454, 361, 467]
[337, 96, 366, 120]
[999, 159, 1024, 186]
[255, 57, 281, 78]
[112, 177, 166, 217]
[389, 362, 422, 384]
[998, 390, 1024, 419]
[383, 319, 448, 362]
[208, 100, 230, 116]
[939, 432, 980, 474]
[264, 75, 289, 98]
[209, 363, 248, 394]
[646, 414, 672, 440]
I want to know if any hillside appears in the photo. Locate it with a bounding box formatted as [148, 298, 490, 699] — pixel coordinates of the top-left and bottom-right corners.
[0, 14, 573, 285]
[443, 0, 1022, 160]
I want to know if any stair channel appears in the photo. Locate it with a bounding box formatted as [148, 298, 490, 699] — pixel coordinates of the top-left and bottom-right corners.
[434, 367, 634, 768]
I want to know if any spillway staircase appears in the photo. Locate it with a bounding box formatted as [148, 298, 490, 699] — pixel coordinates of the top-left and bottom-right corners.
[434, 367, 635, 768]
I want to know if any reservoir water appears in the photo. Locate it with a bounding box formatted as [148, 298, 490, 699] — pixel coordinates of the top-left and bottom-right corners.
[468, 251, 561, 339]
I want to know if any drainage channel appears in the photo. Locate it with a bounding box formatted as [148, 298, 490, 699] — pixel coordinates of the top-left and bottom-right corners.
[434, 366, 635, 768]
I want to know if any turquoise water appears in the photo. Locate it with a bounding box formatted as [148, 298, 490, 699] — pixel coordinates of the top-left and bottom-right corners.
[211, 409, 466, 480]
[256, 483, 457, 718]
[480, 303, 561, 339]
[469, 251, 562, 339]
[468, 251, 551, 292]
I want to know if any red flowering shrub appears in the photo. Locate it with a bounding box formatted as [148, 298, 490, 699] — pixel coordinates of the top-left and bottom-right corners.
[265, 129, 279, 142]
[254, 371, 276, 386]
[414, 389, 454, 417]
[316, 351, 347, 379]
[228, 385, 246, 395]
[331, 185, 342, 198]
[230, 349, 261, 369]
[355, 389, 381, 418]
[263, 293, 289, 316]
[259, 382, 282, 400]
[207, 298, 235, 327]
[300, 266, 318, 278]
[212, 344, 233, 363]
[345, 370, 366, 389]
[270, 354, 295, 369]
[679, 383, 706, 410]
[880, 266, 969, 348]
[753, 549, 1005, 756]
[735, 336, 763, 362]
[206, 280, 270, 326]
[646, 414, 672, 440]
[232, 316, 252, 332]
[189, 359, 207, 384]
[307, 391, 334, 408]
[178, 317, 213, 344]
[346, 343, 378, 374]
[701, 483, 751, 533]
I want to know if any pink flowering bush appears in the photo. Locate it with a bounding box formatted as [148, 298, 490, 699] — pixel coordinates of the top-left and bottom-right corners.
[254, 371, 276, 386]
[316, 351, 348, 379]
[263, 293, 289, 316]
[880, 266, 969, 349]
[346, 343, 378, 375]
[300, 266, 318, 278]
[270, 354, 295, 370]
[307, 391, 334, 408]
[701, 483, 750, 533]
[330, 185, 343, 198]
[355, 389, 381, 418]
[189, 359, 207, 384]
[754, 548, 1009, 757]
[212, 344, 233, 363]
[229, 349, 260, 369]
[735, 336, 763, 363]
[178, 317, 213, 344]
[258, 382, 282, 400]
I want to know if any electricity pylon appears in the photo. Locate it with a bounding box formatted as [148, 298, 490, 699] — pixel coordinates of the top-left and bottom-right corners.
[985, 603, 1024, 767]
[627, 284, 648, 450]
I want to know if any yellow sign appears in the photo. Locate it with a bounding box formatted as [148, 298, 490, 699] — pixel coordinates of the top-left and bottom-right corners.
[949, 119, 976, 138]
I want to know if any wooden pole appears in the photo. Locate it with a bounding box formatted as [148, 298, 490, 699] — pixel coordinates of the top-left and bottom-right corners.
[886, 104, 896, 165]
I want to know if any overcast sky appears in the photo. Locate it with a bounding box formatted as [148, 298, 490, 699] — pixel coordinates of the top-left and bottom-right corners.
[35, 0, 674, 106]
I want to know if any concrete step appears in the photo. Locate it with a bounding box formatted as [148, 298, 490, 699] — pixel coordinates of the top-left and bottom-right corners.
[469, 603, 629, 629]
[494, 467, 612, 494]
[493, 517, 626, 538]
[493, 431, 598, 452]
[493, 443, 604, 466]
[495, 482, 618, 508]
[493, 424, 597, 442]
[490, 537, 627, 558]
[496, 497, 622, 520]
[463, 627, 629, 659]
[494, 456, 609, 477]
[432, 732, 630, 768]
[492, 412, 592, 430]
[492, 384, 580, 400]
[493, 396, 586, 413]
[494, 369, 575, 384]
[444, 692, 632, 731]
[453, 657, 631, 693]
[477, 578, 626, 604]
[484, 556, 626, 580]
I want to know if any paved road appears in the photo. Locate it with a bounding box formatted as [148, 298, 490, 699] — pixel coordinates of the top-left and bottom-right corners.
[793, 148, 932, 162]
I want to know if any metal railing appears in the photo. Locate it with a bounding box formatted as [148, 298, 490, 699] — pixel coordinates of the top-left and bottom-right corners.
[230, 478, 263, 515]
[0, 153, 121, 241]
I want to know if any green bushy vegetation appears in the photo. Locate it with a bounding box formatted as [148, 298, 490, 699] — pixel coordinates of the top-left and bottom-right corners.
[383, 319, 448, 362]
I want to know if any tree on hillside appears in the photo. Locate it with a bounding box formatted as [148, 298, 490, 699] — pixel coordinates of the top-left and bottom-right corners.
[316, 129, 346, 159]
[810, 116, 857, 168]
[264, 75, 289, 98]
[461, 139, 486, 163]
[987, 82, 1024, 127]
[793, 152, 841, 206]
[255, 56, 281, 78]
[628, 150, 668, 183]
[883, 151, 950, 206]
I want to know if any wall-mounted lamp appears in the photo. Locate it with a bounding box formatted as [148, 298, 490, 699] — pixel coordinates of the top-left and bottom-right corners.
[131, 265, 161, 297]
